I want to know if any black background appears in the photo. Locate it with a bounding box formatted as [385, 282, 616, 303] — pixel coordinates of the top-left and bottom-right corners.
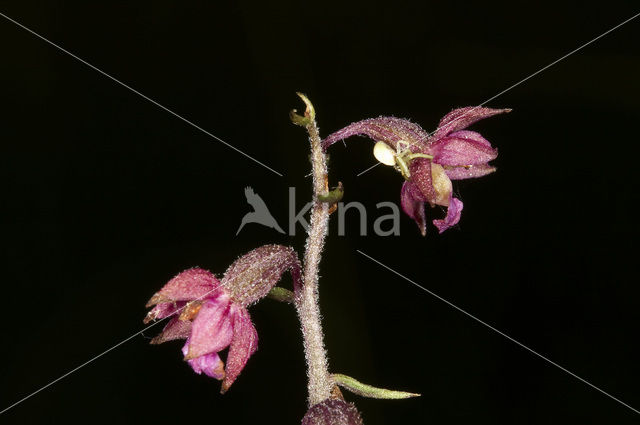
[1, 1, 639, 424]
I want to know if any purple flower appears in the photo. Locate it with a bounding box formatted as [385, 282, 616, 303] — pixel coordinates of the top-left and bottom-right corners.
[145, 245, 301, 392]
[323, 107, 509, 235]
[144, 268, 257, 391]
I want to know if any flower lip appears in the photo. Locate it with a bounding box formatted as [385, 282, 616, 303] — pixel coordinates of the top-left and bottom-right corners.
[182, 341, 226, 380]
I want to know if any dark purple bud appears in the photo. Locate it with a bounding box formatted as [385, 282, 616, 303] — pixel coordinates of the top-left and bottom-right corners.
[301, 399, 364, 425]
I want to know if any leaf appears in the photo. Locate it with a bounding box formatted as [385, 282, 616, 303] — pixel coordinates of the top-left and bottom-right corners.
[332, 373, 420, 400]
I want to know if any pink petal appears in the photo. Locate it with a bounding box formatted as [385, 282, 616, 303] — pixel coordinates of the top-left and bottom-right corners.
[182, 341, 226, 380]
[221, 307, 258, 393]
[433, 196, 464, 233]
[430, 131, 498, 166]
[444, 164, 497, 180]
[401, 181, 427, 236]
[151, 317, 192, 344]
[408, 158, 436, 203]
[447, 130, 493, 147]
[221, 245, 302, 306]
[146, 268, 220, 307]
[185, 293, 234, 359]
[434, 107, 510, 139]
[322, 117, 430, 151]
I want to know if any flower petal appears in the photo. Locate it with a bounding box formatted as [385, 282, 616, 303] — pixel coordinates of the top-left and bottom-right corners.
[433, 196, 464, 233]
[430, 131, 498, 166]
[221, 307, 258, 393]
[444, 164, 496, 180]
[146, 268, 220, 307]
[322, 117, 430, 151]
[221, 245, 302, 306]
[401, 181, 427, 236]
[434, 107, 510, 139]
[182, 341, 226, 380]
[447, 130, 493, 146]
[408, 158, 436, 203]
[186, 293, 234, 359]
[151, 317, 192, 344]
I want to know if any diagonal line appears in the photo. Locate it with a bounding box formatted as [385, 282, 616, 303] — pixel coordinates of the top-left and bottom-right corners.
[356, 10, 640, 177]
[0, 321, 162, 416]
[0, 11, 283, 177]
[356, 162, 380, 177]
[356, 249, 640, 415]
[0, 287, 220, 416]
[1, 5, 636, 418]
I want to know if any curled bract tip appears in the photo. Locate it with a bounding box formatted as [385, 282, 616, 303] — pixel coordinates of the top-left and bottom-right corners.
[290, 92, 316, 126]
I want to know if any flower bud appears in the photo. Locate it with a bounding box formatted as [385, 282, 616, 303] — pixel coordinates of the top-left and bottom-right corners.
[301, 399, 364, 425]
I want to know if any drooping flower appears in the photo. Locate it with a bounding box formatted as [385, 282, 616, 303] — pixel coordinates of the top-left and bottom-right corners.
[322, 107, 509, 235]
[144, 244, 301, 392]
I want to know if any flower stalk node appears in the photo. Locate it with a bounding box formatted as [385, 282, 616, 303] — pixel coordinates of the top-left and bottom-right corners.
[317, 181, 344, 205]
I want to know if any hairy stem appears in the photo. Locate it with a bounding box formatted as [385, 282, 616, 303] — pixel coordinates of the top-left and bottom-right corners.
[293, 96, 333, 406]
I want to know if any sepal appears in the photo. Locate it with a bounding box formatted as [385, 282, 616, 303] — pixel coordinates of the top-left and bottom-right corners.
[221, 244, 302, 305]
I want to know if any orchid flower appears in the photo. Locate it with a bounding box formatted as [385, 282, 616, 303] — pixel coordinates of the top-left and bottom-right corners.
[144, 245, 301, 392]
[323, 107, 510, 235]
